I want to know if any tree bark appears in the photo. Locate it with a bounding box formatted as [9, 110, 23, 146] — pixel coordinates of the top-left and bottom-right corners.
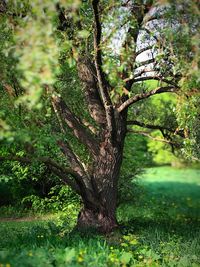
[76, 110, 127, 233]
[76, 159, 122, 233]
[77, 206, 118, 233]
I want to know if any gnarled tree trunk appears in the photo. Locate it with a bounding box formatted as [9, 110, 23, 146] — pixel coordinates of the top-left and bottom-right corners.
[76, 108, 127, 232]
[77, 135, 125, 233]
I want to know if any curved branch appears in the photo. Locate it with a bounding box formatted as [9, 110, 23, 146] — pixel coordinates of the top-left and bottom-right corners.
[0, 155, 80, 193]
[47, 166, 81, 194]
[57, 140, 89, 177]
[52, 95, 99, 156]
[136, 58, 155, 68]
[77, 57, 106, 125]
[92, 0, 116, 138]
[127, 130, 180, 147]
[133, 76, 178, 87]
[127, 120, 185, 137]
[140, 27, 160, 42]
[143, 14, 164, 25]
[118, 86, 178, 112]
[135, 45, 154, 57]
[133, 69, 156, 79]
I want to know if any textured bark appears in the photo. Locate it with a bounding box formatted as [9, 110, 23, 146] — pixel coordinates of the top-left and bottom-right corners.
[92, 0, 116, 138]
[76, 110, 127, 233]
[77, 206, 118, 233]
[77, 57, 106, 125]
[52, 95, 99, 156]
[76, 147, 123, 233]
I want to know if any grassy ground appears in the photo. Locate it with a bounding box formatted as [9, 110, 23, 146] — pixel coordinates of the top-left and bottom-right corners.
[0, 167, 199, 267]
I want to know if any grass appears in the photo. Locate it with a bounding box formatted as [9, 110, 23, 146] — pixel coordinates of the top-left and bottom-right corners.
[0, 166, 199, 267]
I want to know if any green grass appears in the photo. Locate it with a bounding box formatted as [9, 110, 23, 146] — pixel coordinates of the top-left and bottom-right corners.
[0, 167, 200, 267]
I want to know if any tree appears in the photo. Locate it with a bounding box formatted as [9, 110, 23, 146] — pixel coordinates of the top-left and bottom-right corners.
[0, 0, 199, 233]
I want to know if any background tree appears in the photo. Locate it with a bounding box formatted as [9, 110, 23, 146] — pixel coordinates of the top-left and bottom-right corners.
[0, 0, 199, 233]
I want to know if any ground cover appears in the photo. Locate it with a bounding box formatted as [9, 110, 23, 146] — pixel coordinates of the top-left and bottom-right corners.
[0, 167, 199, 267]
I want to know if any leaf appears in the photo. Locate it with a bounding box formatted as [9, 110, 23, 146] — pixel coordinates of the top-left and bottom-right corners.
[78, 30, 90, 39]
[64, 248, 76, 263]
[120, 252, 132, 264]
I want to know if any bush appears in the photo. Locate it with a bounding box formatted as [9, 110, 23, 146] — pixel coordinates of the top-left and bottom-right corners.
[22, 185, 80, 213]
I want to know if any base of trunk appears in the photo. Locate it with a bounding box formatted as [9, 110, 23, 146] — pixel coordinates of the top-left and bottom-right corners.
[77, 208, 118, 234]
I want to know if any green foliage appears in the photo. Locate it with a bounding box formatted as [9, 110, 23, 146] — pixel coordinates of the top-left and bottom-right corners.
[22, 185, 80, 213]
[176, 87, 200, 161]
[9, 0, 60, 108]
[163, 1, 200, 160]
[147, 136, 177, 165]
[0, 144, 62, 206]
[130, 89, 178, 131]
[127, 90, 183, 166]
[118, 134, 152, 204]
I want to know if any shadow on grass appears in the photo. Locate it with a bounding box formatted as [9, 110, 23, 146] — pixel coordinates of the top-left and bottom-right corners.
[122, 217, 200, 237]
[119, 181, 200, 240]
